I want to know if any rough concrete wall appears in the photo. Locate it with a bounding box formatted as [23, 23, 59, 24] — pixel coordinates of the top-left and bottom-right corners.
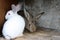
[25, 0, 60, 30]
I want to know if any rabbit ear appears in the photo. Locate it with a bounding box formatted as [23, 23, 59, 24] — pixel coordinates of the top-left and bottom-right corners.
[11, 3, 22, 13]
[11, 4, 16, 12]
[35, 12, 45, 20]
[15, 3, 22, 12]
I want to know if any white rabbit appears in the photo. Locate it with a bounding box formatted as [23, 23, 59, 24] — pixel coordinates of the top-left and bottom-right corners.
[2, 3, 25, 40]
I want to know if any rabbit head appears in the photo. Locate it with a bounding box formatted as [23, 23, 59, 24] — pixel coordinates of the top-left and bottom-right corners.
[5, 3, 22, 20]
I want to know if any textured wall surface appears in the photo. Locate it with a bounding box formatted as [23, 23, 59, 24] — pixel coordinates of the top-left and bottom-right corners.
[25, 0, 60, 30]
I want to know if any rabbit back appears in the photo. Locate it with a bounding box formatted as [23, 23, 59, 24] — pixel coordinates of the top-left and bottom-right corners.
[2, 15, 25, 39]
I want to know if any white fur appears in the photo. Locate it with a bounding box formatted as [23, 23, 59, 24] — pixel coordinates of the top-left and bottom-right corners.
[2, 3, 25, 40]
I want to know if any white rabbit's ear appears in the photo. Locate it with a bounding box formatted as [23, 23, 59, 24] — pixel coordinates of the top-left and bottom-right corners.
[15, 3, 22, 12]
[11, 4, 16, 12]
[11, 3, 22, 13]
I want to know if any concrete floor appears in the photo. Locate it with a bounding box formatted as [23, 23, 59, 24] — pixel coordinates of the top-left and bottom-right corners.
[0, 28, 60, 40]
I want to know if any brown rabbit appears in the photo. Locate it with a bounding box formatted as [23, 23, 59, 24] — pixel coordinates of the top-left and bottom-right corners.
[24, 9, 44, 32]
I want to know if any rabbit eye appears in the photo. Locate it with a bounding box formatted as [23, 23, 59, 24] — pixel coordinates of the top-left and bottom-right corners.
[8, 13, 10, 15]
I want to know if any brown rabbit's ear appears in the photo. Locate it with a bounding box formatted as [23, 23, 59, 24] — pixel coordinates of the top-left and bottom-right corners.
[35, 12, 45, 20]
[11, 4, 17, 12]
[24, 9, 31, 20]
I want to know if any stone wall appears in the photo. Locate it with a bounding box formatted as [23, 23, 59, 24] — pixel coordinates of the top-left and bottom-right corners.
[25, 0, 60, 30]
